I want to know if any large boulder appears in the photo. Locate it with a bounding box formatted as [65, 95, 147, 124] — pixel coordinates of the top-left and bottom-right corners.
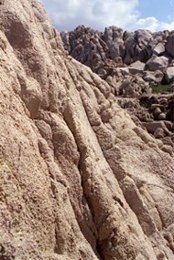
[143, 70, 164, 83]
[165, 66, 174, 82]
[119, 76, 150, 97]
[153, 42, 165, 55]
[146, 55, 169, 71]
[142, 121, 171, 135]
[166, 96, 174, 122]
[103, 26, 125, 59]
[129, 61, 145, 74]
[166, 32, 174, 57]
[61, 25, 108, 73]
[124, 29, 153, 64]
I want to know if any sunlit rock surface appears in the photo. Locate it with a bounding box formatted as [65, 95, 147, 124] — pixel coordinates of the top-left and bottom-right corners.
[0, 1, 174, 259]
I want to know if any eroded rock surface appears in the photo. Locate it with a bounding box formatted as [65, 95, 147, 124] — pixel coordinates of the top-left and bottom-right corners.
[0, 1, 174, 260]
[61, 26, 171, 80]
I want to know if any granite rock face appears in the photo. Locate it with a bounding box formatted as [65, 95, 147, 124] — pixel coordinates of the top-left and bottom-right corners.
[0, 1, 174, 260]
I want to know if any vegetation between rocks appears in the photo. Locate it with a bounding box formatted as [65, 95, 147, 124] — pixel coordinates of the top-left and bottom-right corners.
[151, 83, 170, 94]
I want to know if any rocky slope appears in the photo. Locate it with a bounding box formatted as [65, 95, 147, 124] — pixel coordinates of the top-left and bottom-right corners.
[61, 26, 174, 149]
[0, 1, 174, 260]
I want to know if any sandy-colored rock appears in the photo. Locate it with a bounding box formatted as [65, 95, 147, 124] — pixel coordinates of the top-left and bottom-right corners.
[0, 1, 174, 260]
[142, 121, 171, 135]
[129, 61, 145, 74]
[166, 66, 174, 83]
[143, 70, 164, 83]
[153, 42, 165, 56]
[146, 56, 169, 71]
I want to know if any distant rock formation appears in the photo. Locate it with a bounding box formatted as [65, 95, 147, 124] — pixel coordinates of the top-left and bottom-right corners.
[0, 1, 174, 260]
[61, 26, 174, 146]
[61, 26, 173, 81]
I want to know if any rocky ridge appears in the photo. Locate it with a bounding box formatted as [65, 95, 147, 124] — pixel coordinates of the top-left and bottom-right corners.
[0, 1, 174, 260]
[61, 26, 174, 147]
[61, 26, 174, 84]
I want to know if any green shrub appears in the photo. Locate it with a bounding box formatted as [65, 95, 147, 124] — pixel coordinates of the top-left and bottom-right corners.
[151, 83, 170, 94]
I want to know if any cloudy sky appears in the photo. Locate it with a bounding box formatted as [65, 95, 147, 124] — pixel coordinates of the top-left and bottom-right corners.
[41, 0, 174, 32]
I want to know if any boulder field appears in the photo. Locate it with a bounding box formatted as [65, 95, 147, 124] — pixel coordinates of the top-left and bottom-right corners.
[61, 25, 174, 84]
[61, 26, 174, 150]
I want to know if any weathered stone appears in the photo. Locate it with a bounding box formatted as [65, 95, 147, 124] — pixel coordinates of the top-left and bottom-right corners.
[129, 61, 145, 74]
[124, 29, 153, 64]
[153, 42, 165, 55]
[154, 127, 165, 138]
[161, 144, 173, 155]
[165, 66, 174, 83]
[142, 121, 171, 135]
[0, 2, 174, 260]
[119, 67, 130, 76]
[166, 96, 174, 122]
[143, 70, 164, 83]
[153, 107, 162, 116]
[146, 56, 169, 71]
[104, 26, 124, 59]
[166, 32, 174, 57]
[164, 121, 174, 131]
[158, 113, 166, 120]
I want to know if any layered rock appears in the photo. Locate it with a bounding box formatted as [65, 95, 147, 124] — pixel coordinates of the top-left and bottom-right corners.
[0, 1, 174, 260]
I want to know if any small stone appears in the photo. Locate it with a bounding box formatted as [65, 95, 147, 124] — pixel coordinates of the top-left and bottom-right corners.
[153, 42, 165, 56]
[158, 113, 166, 120]
[162, 145, 173, 155]
[154, 127, 165, 138]
[153, 107, 161, 116]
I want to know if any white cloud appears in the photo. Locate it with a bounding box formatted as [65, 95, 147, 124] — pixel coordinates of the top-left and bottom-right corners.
[41, 0, 139, 31]
[135, 17, 160, 32]
[135, 17, 174, 32]
[41, 0, 174, 32]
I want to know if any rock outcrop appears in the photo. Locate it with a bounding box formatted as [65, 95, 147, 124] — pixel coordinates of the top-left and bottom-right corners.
[60, 26, 174, 88]
[0, 1, 174, 260]
[61, 26, 174, 147]
[61, 26, 172, 81]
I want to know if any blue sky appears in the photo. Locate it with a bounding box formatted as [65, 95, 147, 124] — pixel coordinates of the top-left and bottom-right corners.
[139, 0, 173, 22]
[41, 0, 174, 32]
